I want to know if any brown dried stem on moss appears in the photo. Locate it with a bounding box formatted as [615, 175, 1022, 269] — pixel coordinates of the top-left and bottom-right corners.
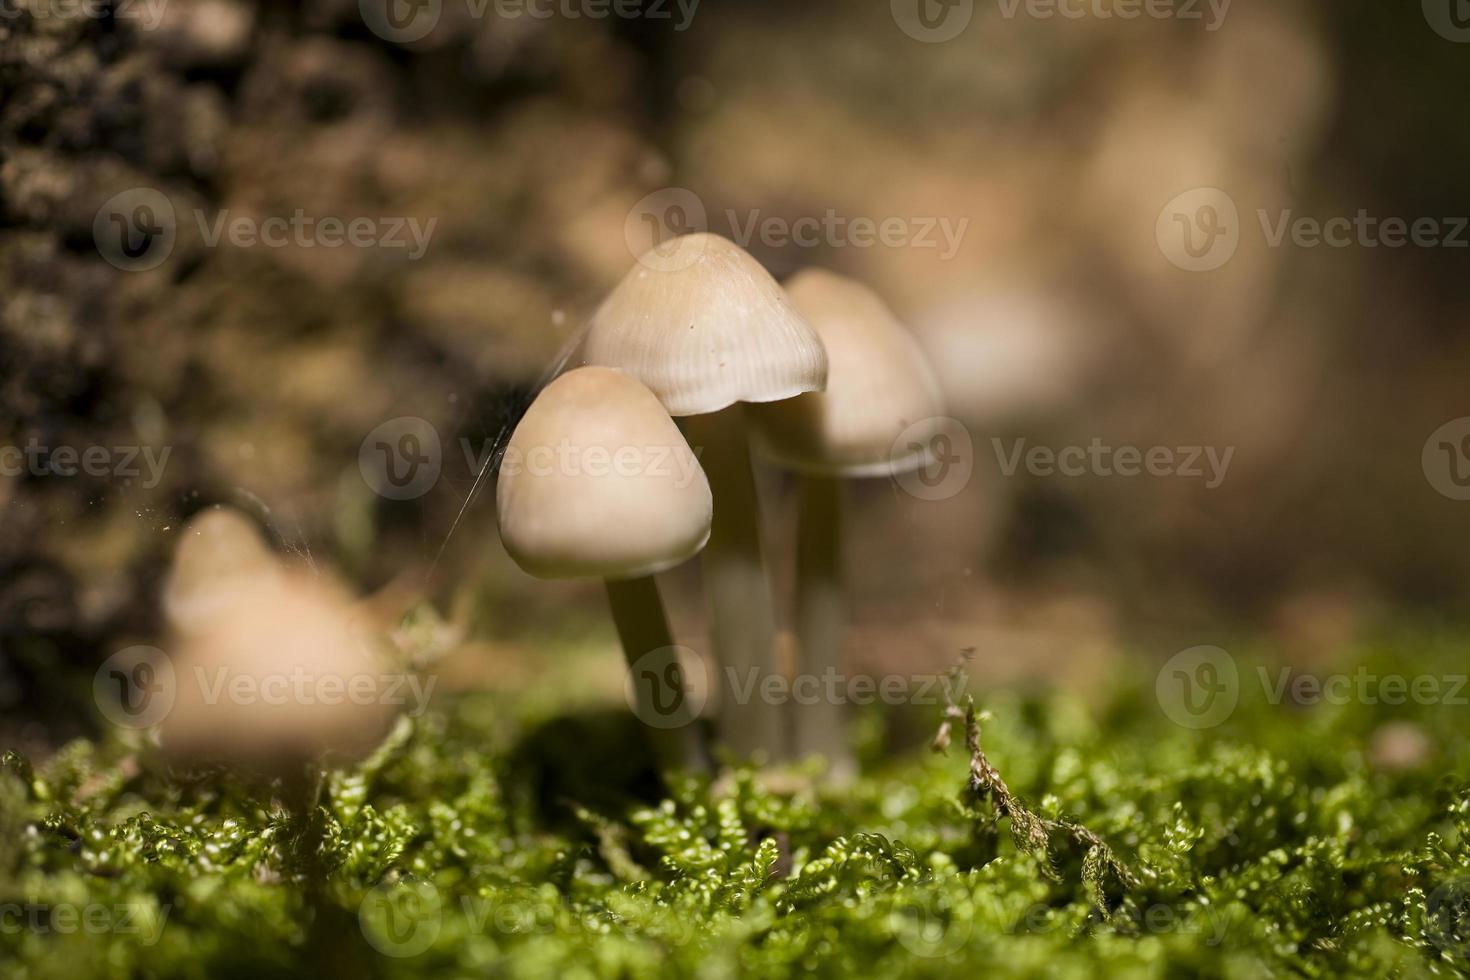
[931, 662, 1139, 901]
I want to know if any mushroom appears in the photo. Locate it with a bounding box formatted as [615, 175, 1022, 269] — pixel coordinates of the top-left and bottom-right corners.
[161, 572, 398, 773]
[581, 233, 828, 760]
[747, 269, 944, 781]
[495, 366, 715, 771]
[162, 505, 280, 635]
[160, 565, 402, 911]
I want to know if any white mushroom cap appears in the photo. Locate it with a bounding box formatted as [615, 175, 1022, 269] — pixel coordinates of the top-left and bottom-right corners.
[496, 366, 713, 580]
[748, 269, 944, 477]
[582, 234, 828, 417]
[162, 506, 280, 635]
[162, 573, 396, 768]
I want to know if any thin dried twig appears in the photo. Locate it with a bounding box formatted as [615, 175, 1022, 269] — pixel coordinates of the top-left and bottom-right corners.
[932, 656, 1139, 896]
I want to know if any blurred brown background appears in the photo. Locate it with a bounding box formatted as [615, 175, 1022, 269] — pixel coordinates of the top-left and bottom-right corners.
[3, 0, 1468, 722]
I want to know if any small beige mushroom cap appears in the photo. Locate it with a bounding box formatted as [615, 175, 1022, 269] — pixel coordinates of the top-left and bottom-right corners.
[748, 269, 944, 477]
[582, 233, 828, 417]
[162, 573, 396, 769]
[162, 506, 280, 635]
[497, 366, 713, 579]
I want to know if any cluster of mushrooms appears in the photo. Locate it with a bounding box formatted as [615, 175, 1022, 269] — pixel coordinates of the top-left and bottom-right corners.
[139, 233, 942, 788]
[497, 233, 944, 779]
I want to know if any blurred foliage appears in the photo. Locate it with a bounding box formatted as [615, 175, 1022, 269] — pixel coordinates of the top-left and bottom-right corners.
[3, 630, 1470, 977]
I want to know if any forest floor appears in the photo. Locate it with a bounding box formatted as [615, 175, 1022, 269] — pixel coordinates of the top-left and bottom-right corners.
[4, 626, 1470, 978]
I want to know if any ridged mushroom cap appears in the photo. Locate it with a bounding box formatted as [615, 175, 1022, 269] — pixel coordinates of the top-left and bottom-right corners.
[496, 366, 712, 579]
[748, 269, 944, 477]
[582, 234, 828, 417]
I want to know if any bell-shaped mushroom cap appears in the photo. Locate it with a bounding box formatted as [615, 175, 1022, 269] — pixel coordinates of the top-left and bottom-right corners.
[162, 573, 396, 769]
[582, 234, 828, 417]
[497, 366, 713, 580]
[748, 269, 944, 477]
[162, 506, 280, 635]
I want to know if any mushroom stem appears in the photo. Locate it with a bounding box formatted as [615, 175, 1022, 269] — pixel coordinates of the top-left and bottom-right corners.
[681, 407, 786, 761]
[605, 575, 713, 772]
[792, 473, 856, 782]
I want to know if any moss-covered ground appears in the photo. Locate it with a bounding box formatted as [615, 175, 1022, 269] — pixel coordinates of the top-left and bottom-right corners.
[5, 630, 1470, 978]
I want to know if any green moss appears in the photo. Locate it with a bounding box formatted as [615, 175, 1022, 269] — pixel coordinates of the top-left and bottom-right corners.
[4, 633, 1470, 977]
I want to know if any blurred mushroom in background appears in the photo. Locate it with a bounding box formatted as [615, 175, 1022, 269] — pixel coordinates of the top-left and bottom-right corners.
[161, 505, 281, 636]
[750, 269, 944, 782]
[160, 571, 399, 774]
